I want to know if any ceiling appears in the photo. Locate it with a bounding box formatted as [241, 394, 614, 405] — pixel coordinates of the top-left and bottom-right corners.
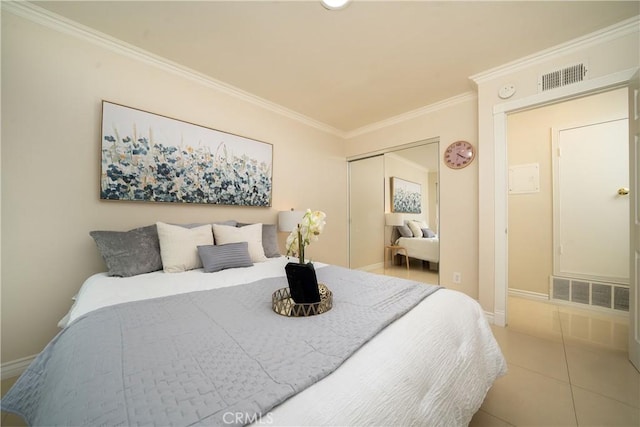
[32, 1, 639, 134]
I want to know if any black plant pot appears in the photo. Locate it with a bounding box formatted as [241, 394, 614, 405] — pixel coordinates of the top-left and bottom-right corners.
[285, 262, 321, 304]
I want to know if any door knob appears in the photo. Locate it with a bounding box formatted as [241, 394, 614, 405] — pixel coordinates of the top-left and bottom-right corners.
[618, 187, 629, 196]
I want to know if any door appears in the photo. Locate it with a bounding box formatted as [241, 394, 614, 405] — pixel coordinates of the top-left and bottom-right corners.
[552, 119, 629, 285]
[629, 71, 640, 371]
[349, 156, 384, 270]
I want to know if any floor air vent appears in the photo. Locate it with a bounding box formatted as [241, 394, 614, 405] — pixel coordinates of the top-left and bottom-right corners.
[551, 276, 628, 312]
[538, 63, 588, 92]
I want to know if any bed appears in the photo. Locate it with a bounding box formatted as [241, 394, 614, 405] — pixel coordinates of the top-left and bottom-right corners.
[395, 236, 440, 265]
[393, 220, 440, 268]
[1, 222, 505, 426]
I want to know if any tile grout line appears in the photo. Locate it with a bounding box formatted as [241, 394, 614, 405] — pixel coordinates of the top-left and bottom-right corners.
[557, 307, 580, 426]
[478, 409, 516, 427]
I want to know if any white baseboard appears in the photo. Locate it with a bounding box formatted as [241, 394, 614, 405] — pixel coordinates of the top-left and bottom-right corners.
[508, 288, 549, 301]
[483, 311, 495, 324]
[1, 354, 36, 380]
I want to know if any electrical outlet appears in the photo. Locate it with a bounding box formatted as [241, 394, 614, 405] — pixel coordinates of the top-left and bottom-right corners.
[453, 272, 462, 284]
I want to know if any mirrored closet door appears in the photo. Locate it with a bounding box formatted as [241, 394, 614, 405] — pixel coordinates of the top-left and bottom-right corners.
[348, 139, 439, 284]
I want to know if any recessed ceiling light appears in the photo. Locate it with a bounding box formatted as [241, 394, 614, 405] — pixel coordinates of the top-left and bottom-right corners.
[321, 0, 351, 11]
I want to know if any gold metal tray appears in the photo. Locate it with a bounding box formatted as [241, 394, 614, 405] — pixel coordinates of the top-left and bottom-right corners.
[272, 283, 332, 317]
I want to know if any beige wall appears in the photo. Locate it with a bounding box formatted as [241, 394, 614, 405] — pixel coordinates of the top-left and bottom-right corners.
[1, 12, 347, 363]
[348, 155, 385, 269]
[346, 96, 479, 298]
[507, 88, 628, 295]
[476, 23, 639, 314]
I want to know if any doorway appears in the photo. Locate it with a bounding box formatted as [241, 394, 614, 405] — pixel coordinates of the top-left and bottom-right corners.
[506, 88, 630, 346]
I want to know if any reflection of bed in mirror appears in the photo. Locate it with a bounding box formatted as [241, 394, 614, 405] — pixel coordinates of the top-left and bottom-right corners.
[393, 222, 439, 270]
[396, 236, 439, 265]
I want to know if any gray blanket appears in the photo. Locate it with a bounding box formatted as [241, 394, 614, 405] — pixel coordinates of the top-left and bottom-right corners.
[1, 265, 439, 426]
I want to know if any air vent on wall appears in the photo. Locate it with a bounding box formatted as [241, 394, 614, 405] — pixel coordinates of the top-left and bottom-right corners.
[538, 63, 588, 92]
[551, 276, 628, 312]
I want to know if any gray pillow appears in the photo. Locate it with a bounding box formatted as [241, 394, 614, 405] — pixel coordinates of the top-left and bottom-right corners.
[397, 225, 413, 238]
[422, 228, 436, 238]
[90, 225, 163, 277]
[197, 242, 253, 273]
[236, 223, 280, 258]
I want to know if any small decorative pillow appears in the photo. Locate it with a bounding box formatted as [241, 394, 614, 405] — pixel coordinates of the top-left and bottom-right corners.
[212, 223, 268, 262]
[90, 225, 162, 277]
[197, 242, 253, 273]
[397, 225, 413, 238]
[407, 220, 423, 238]
[236, 222, 280, 258]
[421, 228, 437, 238]
[156, 222, 213, 273]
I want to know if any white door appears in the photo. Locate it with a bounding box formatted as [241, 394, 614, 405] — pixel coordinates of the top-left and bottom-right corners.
[629, 71, 640, 371]
[349, 156, 384, 270]
[552, 119, 629, 285]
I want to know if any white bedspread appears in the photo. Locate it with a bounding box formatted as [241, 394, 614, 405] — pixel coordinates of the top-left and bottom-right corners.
[61, 257, 506, 426]
[397, 236, 440, 263]
[62, 257, 305, 326]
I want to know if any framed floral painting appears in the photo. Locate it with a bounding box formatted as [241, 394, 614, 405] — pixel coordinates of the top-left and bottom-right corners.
[100, 101, 272, 206]
[391, 177, 421, 213]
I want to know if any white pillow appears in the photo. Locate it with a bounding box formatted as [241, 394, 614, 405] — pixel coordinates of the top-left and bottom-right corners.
[212, 223, 268, 263]
[156, 222, 213, 273]
[407, 220, 423, 238]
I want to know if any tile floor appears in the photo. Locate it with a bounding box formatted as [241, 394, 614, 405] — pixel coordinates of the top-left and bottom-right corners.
[2, 264, 638, 426]
[379, 262, 639, 426]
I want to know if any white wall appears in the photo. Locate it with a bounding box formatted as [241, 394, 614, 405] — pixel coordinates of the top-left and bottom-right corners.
[1, 11, 347, 363]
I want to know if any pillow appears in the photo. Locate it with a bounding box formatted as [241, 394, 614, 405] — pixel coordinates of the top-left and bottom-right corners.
[407, 221, 423, 238]
[421, 228, 437, 238]
[397, 225, 413, 238]
[212, 223, 268, 262]
[236, 223, 280, 258]
[197, 242, 253, 273]
[90, 225, 162, 277]
[156, 222, 214, 273]
[173, 220, 237, 229]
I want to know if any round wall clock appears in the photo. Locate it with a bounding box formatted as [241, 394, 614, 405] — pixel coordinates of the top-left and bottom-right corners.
[444, 140, 476, 169]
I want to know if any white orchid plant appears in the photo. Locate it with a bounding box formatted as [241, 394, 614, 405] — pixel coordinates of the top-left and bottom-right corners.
[285, 209, 326, 264]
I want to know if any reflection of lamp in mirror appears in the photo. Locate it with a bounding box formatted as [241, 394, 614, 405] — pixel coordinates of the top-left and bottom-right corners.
[385, 212, 404, 245]
[278, 209, 305, 232]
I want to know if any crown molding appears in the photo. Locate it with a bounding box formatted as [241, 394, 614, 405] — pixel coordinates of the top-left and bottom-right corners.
[471, 15, 640, 84]
[345, 91, 477, 139]
[2, 1, 345, 137]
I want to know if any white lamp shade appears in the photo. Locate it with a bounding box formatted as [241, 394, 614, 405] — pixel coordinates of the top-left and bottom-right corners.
[385, 212, 404, 226]
[321, 0, 351, 10]
[278, 210, 305, 232]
